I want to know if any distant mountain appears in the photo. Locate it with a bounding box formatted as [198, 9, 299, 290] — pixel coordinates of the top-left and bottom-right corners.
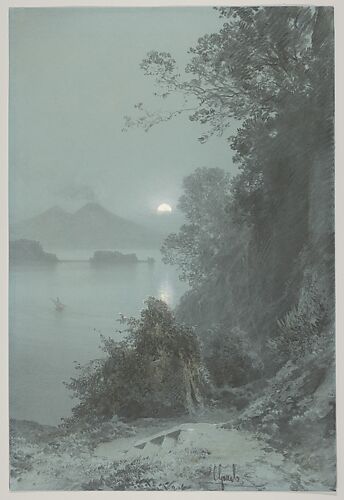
[10, 203, 163, 250]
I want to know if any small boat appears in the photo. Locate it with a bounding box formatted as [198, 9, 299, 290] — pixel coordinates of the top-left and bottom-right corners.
[51, 297, 66, 312]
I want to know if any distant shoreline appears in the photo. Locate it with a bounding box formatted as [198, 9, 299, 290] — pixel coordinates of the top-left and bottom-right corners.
[11, 259, 155, 265]
[59, 259, 154, 264]
[10, 240, 156, 266]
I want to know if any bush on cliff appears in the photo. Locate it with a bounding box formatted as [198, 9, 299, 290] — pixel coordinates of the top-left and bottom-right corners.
[63, 297, 206, 425]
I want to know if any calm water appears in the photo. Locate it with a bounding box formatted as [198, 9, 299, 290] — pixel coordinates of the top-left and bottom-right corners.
[9, 250, 188, 425]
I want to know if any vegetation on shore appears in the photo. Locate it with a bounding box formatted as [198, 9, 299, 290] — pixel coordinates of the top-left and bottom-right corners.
[63, 298, 206, 425]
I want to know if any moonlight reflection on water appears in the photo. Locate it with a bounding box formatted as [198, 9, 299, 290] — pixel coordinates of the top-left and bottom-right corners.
[9, 255, 187, 425]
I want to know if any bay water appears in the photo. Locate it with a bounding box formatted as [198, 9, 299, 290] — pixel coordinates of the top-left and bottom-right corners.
[9, 250, 188, 425]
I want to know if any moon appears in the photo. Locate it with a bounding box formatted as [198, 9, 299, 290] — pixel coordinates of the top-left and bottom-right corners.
[157, 203, 172, 213]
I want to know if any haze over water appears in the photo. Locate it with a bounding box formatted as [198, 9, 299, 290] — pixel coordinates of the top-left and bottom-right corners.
[9, 250, 188, 426]
[8, 7, 234, 429]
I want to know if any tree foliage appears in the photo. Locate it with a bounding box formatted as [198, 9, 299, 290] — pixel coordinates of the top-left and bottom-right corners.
[64, 298, 205, 425]
[203, 326, 263, 388]
[161, 167, 234, 286]
[125, 7, 333, 140]
[123, 6, 335, 393]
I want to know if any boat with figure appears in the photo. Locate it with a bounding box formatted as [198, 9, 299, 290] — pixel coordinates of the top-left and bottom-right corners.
[51, 297, 65, 312]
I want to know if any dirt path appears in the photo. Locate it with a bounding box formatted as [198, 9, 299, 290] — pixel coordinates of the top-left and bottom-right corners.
[93, 419, 326, 491]
[10, 412, 330, 491]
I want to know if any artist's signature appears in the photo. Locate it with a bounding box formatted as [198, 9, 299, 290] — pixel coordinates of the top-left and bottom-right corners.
[213, 464, 240, 490]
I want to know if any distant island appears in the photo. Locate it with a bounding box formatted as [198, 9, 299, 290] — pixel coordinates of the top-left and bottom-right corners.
[90, 250, 138, 265]
[10, 239, 58, 265]
[9, 240, 156, 267]
[90, 250, 155, 266]
[10, 203, 163, 250]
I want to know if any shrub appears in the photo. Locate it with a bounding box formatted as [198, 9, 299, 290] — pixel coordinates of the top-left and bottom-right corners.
[267, 270, 330, 366]
[203, 325, 263, 388]
[63, 298, 206, 425]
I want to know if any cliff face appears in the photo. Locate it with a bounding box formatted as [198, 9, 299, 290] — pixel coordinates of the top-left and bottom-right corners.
[229, 330, 336, 491]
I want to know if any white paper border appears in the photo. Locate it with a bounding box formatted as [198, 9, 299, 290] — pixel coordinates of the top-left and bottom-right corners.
[0, 0, 342, 499]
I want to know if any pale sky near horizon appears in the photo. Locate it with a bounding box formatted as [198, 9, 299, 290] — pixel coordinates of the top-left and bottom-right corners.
[9, 7, 237, 224]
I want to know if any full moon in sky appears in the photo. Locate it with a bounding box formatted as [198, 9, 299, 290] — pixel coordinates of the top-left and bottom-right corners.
[157, 203, 172, 213]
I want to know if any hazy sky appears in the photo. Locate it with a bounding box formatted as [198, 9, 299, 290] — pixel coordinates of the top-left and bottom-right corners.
[9, 7, 237, 223]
